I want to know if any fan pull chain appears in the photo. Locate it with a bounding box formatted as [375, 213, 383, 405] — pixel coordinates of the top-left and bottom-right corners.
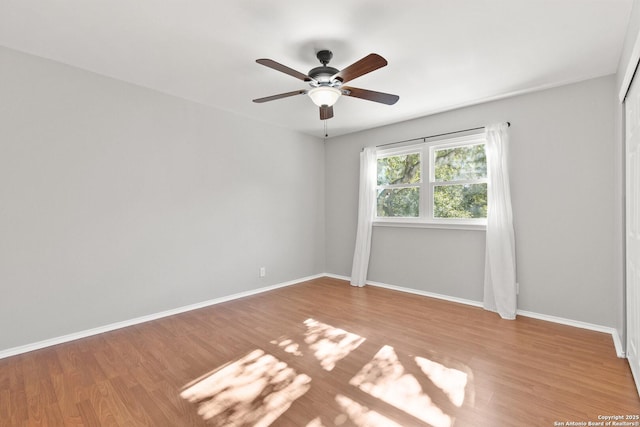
[324, 120, 328, 139]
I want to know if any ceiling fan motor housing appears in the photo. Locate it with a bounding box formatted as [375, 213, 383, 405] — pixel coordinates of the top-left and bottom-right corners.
[309, 50, 340, 86]
[309, 66, 339, 84]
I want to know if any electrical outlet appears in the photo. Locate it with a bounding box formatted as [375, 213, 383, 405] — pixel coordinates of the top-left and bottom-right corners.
[259, 267, 266, 278]
[516, 282, 520, 295]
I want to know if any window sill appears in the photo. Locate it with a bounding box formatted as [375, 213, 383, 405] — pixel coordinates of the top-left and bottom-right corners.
[373, 220, 486, 231]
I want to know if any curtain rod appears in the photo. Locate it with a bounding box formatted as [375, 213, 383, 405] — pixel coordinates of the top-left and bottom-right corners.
[375, 121, 511, 149]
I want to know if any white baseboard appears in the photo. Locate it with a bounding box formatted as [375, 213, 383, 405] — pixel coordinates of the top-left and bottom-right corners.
[325, 273, 626, 358]
[516, 309, 625, 358]
[0, 273, 324, 360]
[1, 273, 625, 360]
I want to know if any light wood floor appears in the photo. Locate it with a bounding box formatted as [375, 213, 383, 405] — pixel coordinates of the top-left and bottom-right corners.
[1, 276, 638, 426]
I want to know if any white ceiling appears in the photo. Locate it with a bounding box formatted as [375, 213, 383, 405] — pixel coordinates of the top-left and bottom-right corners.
[0, 0, 633, 138]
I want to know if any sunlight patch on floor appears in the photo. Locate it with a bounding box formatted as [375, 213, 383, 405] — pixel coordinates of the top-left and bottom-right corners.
[415, 355, 468, 407]
[335, 394, 404, 427]
[180, 349, 311, 426]
[349, 345, 456, 427]
[182, 318, 474, 426]
[304, 318, 365, 371]
[305, 417, 326, 427]
[270, 337, 303, 356]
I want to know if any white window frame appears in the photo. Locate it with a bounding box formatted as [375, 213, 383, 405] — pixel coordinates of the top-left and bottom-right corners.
[374, 133, 488, 231]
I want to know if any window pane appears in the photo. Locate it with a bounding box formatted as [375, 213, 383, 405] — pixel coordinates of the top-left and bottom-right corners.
[377, 153, 421, 185]
[377, 187, 419, 217]
[434, 145, 486, 182]
[433, 183, 487, 218]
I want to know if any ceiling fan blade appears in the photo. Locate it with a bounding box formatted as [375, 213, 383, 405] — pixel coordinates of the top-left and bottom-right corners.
[332, 53, 388, 84]
[342, 86, 399, 105]
[253, 90, 306, 103]
[320, 105, 334, 120]
[256, 59, 313, 82]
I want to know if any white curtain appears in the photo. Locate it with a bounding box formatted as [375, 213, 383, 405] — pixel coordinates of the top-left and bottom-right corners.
[351, 146, 377, 287]
[483, 122, 517, 319]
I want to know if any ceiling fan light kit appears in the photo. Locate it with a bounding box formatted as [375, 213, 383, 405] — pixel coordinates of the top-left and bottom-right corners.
[308, 86, 342, 107]
[253, 49, 399, 121]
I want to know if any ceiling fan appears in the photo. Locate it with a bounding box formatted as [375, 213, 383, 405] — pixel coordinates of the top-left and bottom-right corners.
[252, 50, 399, 120]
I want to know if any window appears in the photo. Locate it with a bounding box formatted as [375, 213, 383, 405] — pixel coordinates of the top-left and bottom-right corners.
[376, 150, 421, 218]
[375, 133, 487, 228]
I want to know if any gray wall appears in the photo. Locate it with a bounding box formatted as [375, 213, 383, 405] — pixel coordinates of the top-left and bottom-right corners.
[326, 75, 619, 328]
[0, 46, 325, 351]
